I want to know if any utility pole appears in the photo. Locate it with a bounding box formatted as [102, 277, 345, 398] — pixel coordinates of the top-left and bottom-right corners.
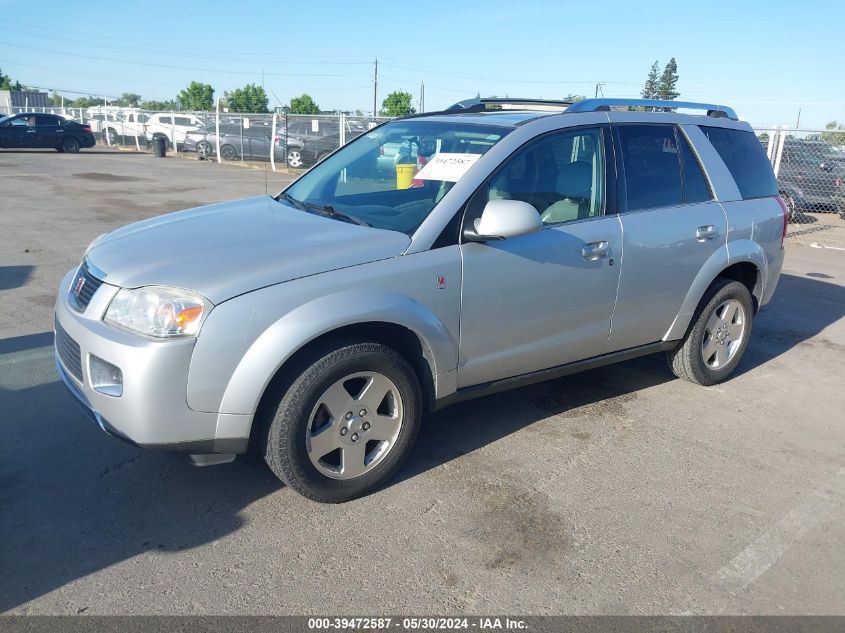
[420, 81, 425, 113]
[261, 69, 265, 90]
[594, 82, 605, 98]
[373, 58, 378, 118]
[796, 107, 801, 130]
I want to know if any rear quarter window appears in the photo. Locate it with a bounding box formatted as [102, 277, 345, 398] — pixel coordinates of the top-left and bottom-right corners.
[701, 126, 777, 199]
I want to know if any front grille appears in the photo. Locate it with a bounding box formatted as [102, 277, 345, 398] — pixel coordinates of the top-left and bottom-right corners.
[68, 259, 104, 312]
[55, 320, 83, 382]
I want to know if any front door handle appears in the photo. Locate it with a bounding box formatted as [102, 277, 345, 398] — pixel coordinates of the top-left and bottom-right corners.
[582, 240, 609, 260]
[696, 225, 717, 241]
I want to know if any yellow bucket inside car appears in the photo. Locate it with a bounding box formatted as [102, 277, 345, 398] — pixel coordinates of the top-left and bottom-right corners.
[395, 164, 416, 189]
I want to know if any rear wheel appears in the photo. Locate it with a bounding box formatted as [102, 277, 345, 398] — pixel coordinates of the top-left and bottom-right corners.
[61, 136, 80, 153]
[263, 341, 422, 502]
[220, 144, 238, 161]
[196, 140, 212, 157]
[666, 278, 754, 386]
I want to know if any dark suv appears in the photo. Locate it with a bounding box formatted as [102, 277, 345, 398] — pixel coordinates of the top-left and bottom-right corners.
[777, 139, 845, 219]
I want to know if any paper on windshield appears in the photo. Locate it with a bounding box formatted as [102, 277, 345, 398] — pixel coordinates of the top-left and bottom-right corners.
[413, 153, 481, 182]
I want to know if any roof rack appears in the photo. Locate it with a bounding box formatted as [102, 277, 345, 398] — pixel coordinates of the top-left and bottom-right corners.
[446, 97, 573, 113]
[564, 98, 738, 120]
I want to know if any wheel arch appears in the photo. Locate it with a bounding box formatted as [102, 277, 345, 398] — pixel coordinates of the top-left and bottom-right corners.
[211, 289, 458, 442]
[663, 241, 766, 341]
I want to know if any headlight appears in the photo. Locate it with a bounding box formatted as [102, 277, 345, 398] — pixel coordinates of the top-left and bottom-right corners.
[104, 286, 211, 338]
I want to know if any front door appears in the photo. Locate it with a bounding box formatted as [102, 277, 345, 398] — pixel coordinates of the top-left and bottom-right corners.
[458, 126, 623, 387]
[2, 115, 31, 148]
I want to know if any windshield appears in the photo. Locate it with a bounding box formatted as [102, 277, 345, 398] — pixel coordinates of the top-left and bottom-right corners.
[281, 120, 511, 234]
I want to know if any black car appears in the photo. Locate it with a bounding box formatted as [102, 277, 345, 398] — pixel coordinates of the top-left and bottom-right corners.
[287, 130, 367, 168]
[0, 113, 96, 153]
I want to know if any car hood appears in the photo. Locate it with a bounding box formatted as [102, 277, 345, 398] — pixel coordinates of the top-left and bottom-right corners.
[87, 195, 411, 303]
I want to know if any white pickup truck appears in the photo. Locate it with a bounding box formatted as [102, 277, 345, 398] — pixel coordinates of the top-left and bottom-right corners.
[144, 112, 205, 149]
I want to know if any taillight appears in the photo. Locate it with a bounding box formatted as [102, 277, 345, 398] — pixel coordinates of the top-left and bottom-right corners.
[775, 195, 789, 247]
[82, 125, 92, 134]
[836, 177, 842, 188]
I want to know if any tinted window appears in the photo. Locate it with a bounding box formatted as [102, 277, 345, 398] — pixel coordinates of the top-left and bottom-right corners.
[701, 126, 777, 199]
[678, 134, 712, 203]
[35, 115, 60, 126]
[174, 117, 193, 126]
[485, 127, 604, 224]
[617, 125, 682, 211]
[158, 116, 172, 125]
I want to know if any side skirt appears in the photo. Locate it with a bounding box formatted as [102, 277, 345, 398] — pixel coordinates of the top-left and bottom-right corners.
[433, 341, 677, 411]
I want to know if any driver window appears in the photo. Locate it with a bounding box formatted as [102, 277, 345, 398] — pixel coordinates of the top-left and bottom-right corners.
[10, 117, 28, 126]
[487, 127, 604, 225]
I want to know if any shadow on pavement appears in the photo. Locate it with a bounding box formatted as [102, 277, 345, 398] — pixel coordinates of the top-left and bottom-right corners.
[0, 266, 35, 291]
[0, 273, 842, 611]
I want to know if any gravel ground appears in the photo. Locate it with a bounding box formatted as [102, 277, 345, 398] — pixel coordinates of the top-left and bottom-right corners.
[1, 149, 844, 615]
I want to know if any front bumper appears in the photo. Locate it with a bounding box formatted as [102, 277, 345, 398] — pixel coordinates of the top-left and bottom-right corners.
[54, 268, 249, 454]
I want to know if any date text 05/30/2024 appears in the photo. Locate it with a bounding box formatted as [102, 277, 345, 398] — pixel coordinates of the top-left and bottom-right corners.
[307, 617, 528, 630]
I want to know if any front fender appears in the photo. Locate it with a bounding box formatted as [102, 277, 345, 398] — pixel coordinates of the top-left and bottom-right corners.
[216, 289, 457, 417]
[663, 240, 767, 341]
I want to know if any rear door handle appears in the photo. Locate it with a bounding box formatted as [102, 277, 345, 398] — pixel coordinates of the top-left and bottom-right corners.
[696, 225, 717, 241]
[582, 240, 609, 260]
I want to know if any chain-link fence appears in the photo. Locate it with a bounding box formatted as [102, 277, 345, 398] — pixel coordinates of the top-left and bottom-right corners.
[0, 103, 391, 170]
[754, 127, 845, 249]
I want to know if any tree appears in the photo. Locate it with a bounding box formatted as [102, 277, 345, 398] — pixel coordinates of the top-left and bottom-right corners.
[224, 83, 269, 113]
[657, 58, 680, 101]
[290, 93, 320, 114]
[141, 99, 178, 111]
[0, 67, 24, 91]
[177, 81, 214, 111]
[115, 92, 142, 107]
[68, 96, 103, 108]
[641, 61, 660, 99]
[380, 90, 416, 117]
[563, 93, 586, 102]
[821, 121, 845, 147]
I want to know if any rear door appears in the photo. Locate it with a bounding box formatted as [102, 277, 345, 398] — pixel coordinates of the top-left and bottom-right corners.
[603, 123, 726, 352]
[35, 114, 64, 148]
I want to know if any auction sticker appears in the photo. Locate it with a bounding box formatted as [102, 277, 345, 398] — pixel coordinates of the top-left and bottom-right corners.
[413, 153, 481, 182]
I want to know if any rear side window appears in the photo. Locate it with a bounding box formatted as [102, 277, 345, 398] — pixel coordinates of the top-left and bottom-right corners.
[158, 116, 172, 125]
[174, 117, 193, 126]
[701, 126, 777, 199]
[617, 125, 682, 211]
[678, 134, 712, 204]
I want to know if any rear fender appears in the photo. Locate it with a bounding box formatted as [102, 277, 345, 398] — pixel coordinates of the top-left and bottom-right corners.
[663, 240, 766, 341]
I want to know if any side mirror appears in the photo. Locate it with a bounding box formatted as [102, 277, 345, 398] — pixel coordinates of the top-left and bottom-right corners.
[464, 199, 543, 242]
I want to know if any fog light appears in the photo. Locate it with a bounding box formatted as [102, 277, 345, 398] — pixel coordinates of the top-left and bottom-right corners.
[89, 355, 123, 397]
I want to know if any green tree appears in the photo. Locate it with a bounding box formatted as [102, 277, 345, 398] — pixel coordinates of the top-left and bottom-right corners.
[563, 93, 586, 102]
[290, 93, 320, 114]
[115, 92, 142, 107]
[177, 81, 214, 111]
[641, 61, 660, 99]
[380, 90, 416, 117]
[657, 58, 680, 101]
[68, 96, 103, 108]
[0, 67, 24, 91]
[224, 84, 269, 113]
[141, 99, 178, 111]
[821, 121, 845, 147]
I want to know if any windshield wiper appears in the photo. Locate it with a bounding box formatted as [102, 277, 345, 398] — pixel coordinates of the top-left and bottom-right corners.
[304, 202, 370, 227]
[278, 192, 307, 211]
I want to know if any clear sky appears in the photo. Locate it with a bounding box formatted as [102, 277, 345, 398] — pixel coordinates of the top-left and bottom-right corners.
[1, 0, 842, 129]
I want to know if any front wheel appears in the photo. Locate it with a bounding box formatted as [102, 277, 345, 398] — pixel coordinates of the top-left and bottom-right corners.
[263, 341, 422, 502]
[666, 278, 754, 386]
[287, 148, 304, 168]
[220, 144, 238, 161]
[61, 136, 80, 153]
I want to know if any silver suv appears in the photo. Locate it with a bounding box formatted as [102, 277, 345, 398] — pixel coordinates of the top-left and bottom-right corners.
[55, 98, 786, 502]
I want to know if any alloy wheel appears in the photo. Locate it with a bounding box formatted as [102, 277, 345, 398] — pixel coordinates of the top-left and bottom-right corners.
[701, 299, 746, 369]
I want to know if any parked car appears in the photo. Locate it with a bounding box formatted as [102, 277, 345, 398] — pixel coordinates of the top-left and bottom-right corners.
[776, 139, 845, 220]
[183, 125, 287, 161]
[0, 113, 95, 153]
[55, 97, 785, 502]
[144, 112, 204, 149]
[286, 130, 367, 168]
[284, 118, 368, 167]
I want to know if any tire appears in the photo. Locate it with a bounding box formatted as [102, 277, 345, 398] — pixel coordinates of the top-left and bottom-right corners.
[220, 144, 238, 161]
[61, 136, 80, 154]
[104, 128, 117, 146]
[263, 341, 422, 502]
[287, 148, 304, 168]
[665, 278, 754, 386]
[196, 140, 212, 157]
[316, 151, 331, 164]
